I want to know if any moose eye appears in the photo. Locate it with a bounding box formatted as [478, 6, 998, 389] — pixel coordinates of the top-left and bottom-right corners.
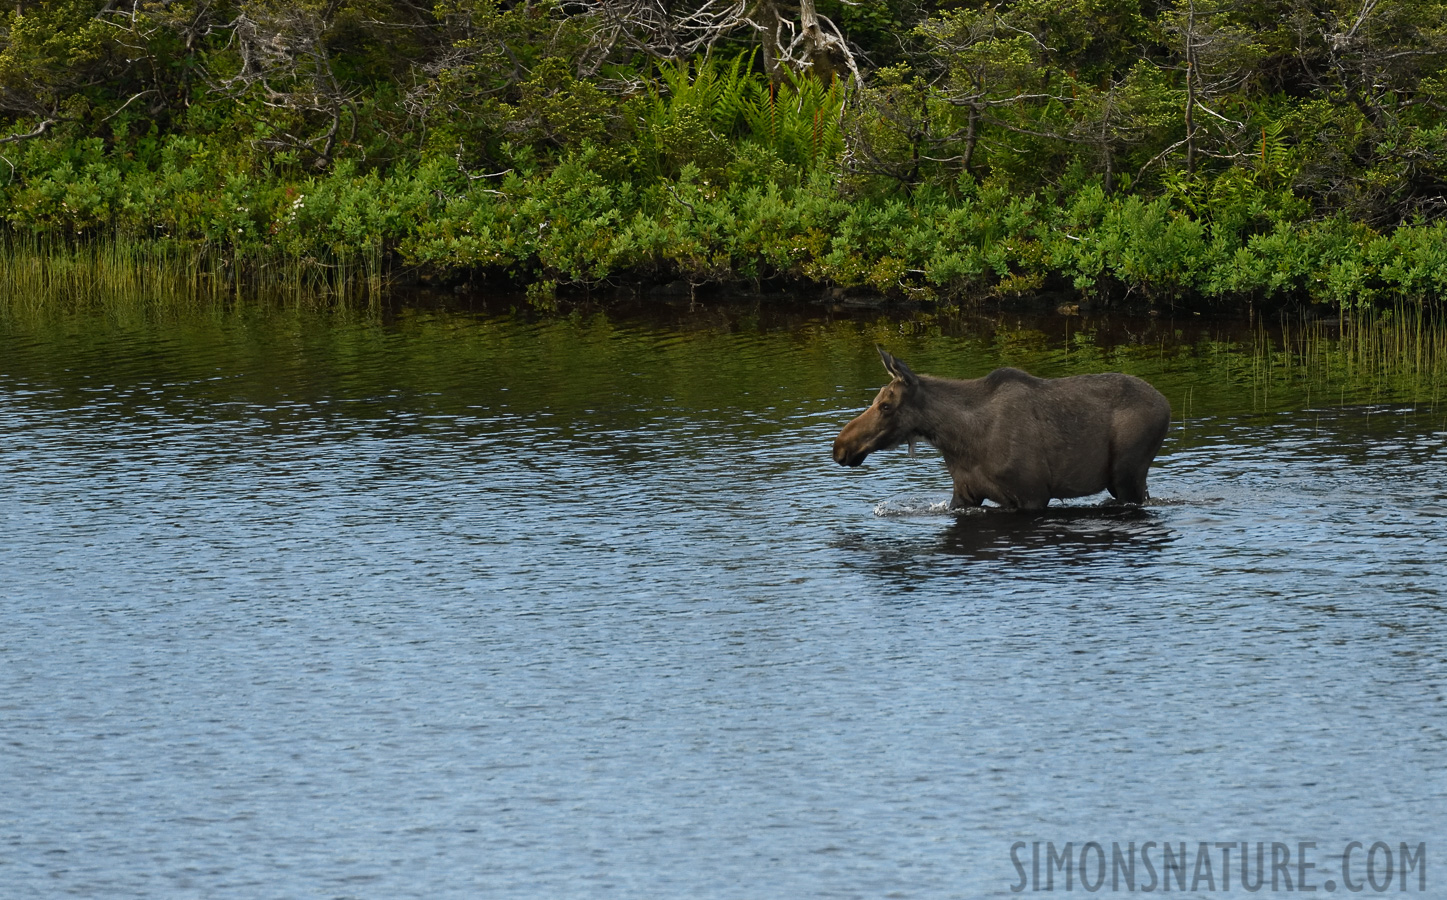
[877, 402, 894, 413]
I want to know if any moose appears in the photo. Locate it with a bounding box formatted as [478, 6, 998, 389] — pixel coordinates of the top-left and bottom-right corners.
[833, 347, 1171, 510]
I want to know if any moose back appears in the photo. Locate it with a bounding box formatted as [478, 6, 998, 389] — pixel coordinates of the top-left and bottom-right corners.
[833, 348, 1171, 510]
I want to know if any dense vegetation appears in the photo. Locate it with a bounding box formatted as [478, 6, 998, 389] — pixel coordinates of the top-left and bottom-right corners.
[3, 0, 1447, 309]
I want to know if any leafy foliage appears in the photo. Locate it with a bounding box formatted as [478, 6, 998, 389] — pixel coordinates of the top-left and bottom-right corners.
[2, 0, 1447, 309]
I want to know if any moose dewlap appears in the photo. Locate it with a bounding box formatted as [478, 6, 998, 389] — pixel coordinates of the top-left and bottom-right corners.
[833, 347, 1171, 511]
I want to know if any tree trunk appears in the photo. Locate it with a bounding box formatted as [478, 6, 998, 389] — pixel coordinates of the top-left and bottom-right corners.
[758, 0, 784, 85]
[795, 0, 837, 83]
[962, 102, 979, 174]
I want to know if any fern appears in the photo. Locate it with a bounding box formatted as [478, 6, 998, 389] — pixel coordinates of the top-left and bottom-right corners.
[1255, 119, 1291, 186]
[740, 70, 845, 167]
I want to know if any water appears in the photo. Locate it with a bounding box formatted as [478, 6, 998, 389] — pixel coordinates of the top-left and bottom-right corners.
[1, 300, 1444, 898]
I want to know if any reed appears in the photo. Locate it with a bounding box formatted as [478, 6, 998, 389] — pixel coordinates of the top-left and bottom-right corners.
[1252, 305, 1447, 409]
[0, 231, 389, 314]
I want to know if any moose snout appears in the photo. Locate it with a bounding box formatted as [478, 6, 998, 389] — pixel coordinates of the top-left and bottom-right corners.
[832, 439, 866, 467]
[833, 415, 875, 467]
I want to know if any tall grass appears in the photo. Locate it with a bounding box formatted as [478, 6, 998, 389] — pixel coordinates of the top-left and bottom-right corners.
[1253, 306, 1447, 408]
[0, 231, 388, 314]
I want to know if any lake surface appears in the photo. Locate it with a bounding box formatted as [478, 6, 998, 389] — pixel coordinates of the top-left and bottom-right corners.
[2, 297, 1444, 898]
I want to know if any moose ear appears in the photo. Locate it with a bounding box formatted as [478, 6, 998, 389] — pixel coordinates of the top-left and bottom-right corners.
[876, 345, 918, 386]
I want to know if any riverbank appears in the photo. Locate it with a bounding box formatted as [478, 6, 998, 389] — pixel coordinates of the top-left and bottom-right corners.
[5, 168, 1447, 315]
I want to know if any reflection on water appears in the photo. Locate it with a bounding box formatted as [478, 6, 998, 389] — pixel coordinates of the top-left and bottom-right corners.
[840, 505, 1176, 581]
[0, 297, 1444, 899]
[937, 505, 1175, 559]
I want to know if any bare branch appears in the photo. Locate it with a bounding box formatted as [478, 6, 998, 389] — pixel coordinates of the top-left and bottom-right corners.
[100, 90, 156, 122]
[584, 1, 863, 88]
[1136, 138, 1191, 182]
[0, 119, 59, 144]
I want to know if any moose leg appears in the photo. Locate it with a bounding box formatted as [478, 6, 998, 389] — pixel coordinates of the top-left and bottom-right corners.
[1107, 459, 1151, 504]
[950, 483, 983, 509]
[1108, 412, 1168, 504]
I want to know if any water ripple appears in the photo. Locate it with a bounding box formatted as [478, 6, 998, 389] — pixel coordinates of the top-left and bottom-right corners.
[1, 306, 1444, 898]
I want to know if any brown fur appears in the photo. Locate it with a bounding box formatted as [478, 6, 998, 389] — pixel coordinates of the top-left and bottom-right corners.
[833, 347, 1171, 510]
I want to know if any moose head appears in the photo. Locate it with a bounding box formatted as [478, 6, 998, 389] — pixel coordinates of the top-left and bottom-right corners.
[832, 346, 924, 468]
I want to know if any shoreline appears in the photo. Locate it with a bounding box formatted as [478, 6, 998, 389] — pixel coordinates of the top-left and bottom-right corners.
[1, 232, 1436, 323]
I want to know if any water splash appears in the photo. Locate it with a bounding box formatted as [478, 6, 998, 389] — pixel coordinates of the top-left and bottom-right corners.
[872, 494, 954, 517]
